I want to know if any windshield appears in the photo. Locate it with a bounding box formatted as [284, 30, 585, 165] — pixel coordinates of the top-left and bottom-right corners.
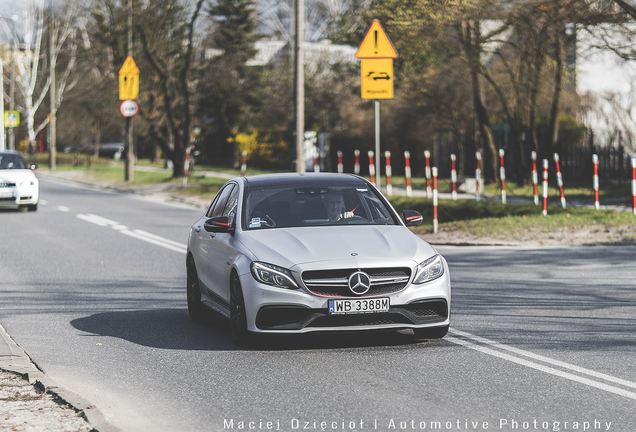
[0, 154, 27, 170]
[244, 184, 399, 230]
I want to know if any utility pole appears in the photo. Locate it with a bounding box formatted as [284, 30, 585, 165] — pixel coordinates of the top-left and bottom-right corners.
[294, 0, 305, 173]
[49, 0, 56, 170]
[125, 0, 134, 182]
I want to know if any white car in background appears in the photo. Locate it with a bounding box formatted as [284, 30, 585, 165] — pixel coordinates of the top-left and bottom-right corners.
[0, 150, 39, 212]
[186, 173, 451, 346]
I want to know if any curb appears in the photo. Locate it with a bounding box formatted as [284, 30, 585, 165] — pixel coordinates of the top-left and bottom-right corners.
[0, 323, 122, 432]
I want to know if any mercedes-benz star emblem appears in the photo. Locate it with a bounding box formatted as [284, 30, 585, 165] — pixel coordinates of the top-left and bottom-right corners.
[348, 271, 371, 295]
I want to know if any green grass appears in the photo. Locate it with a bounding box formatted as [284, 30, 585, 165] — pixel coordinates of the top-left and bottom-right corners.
[25, 154, 636, 243]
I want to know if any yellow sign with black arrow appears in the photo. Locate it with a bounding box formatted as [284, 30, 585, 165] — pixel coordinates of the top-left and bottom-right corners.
[118, 56, 140, 100]
[360, 59, 393, 99]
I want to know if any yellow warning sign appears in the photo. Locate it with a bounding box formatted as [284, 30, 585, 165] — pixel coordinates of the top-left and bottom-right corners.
[356, 20, 398, 59]
[361, 59, 393, 99]
[118, 56, 140, 100]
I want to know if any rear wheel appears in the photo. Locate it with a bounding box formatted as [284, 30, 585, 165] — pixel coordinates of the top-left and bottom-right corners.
[186, 258, 206, 322]
[413, 325, 449, 340]
[230, 274, 254, 346]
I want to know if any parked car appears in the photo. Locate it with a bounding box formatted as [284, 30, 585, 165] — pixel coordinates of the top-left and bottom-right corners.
[186, 173, 451, 346]
[0, 150, 39, 211]
[98, 139, 126, 160]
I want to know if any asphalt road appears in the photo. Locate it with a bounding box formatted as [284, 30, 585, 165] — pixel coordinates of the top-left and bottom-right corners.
[0, 176, 634, 432]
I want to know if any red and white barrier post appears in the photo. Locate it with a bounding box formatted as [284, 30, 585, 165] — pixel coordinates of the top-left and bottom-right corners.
[337, 151, 343, 174]
[240, 150, 247, 176]
[531, 151, 539, 205]
[425, 150, 432, 198]
[183, 145, 192, 188]
[499, 149, 506, 204]
[404, 151, 412, 197]
[314, 149, 320, 173]
[475, 152, 482, 201]
[450, 153, 457, 200]
[542, 159, 549, 216]
[632, 158, 636, 216]
[432, 166, 438, 234]
[354, 150, 360, 175]
[592, 154, 599, 210]
[368, 150, 375, 184]
[385, 151, 392, 195]
[554, 153, 566, 208]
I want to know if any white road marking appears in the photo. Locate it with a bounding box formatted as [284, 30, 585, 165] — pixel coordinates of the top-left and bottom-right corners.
[77, 213, 120, 227]
[121, 229, 187, 254]
[57, 206, 70, 212]
[448, 329, 636, 400]
[76, 213, 187, 254]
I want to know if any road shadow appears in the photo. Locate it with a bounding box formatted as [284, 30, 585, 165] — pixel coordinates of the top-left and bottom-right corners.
[70, 308, 443, 352]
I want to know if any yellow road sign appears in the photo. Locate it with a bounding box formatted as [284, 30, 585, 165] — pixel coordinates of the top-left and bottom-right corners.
[361, 59, 393, 99]
[119, 56, 140, 100]
[356, 20, 397, 59]
[4, 111, 19, 128]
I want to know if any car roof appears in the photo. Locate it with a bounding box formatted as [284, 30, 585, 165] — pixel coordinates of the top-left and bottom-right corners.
[0, 150, 21, 156]
[241, 172, 369, 188]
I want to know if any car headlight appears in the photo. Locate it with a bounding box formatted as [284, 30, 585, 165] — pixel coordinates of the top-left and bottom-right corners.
[19, 180, 34, 187]
[250, 262, 299, 289]
[413, 254, 444, 284]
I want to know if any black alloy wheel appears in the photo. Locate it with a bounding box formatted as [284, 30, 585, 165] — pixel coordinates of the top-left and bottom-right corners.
[230, 274, 253, 346]
[186, 258, 206, 322]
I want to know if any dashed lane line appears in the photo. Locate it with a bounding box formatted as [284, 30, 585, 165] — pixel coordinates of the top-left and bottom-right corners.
[77, 213, 187, 254]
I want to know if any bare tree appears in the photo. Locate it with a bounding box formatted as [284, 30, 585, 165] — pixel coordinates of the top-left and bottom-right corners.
[9, 1, 77, 153]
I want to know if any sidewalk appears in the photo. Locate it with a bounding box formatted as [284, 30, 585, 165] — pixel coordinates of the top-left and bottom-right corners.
[0, 324, 120, 432]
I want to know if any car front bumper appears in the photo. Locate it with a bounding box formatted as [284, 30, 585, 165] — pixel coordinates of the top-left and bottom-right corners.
[0, 185, 38, 208]
[239, 260, 451, 334]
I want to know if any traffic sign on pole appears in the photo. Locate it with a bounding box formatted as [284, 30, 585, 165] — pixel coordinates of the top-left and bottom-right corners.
[119, 56, 140, 100]
[355, 20, 398, 59]
[120, 100, 139, 117]
[360, 59, 393, 99]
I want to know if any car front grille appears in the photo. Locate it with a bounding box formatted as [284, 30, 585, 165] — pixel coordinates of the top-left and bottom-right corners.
[302, 267, 411, 297]
[0, 182, 16, 188]
[255, 299, 448, 331]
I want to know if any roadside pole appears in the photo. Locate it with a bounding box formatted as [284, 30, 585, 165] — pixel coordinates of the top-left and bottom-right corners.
[356, 20, 397, 193]
[375, 100, 380, 189]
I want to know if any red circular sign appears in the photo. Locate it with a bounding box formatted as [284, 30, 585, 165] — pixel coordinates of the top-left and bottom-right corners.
[120, 100, 139, 117]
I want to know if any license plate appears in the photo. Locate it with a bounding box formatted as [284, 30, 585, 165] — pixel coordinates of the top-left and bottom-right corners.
[328, 297, 390, 315]
[0, 191, 15, 198]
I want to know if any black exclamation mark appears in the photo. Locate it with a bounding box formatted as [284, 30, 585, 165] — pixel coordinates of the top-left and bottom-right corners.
[374, 30, 378, 54]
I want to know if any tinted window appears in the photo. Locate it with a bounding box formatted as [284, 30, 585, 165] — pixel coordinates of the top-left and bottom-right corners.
[207, 184, 235, 218]
[244, 184, 398, 230]
[0, 154, 27, 170]
[222, 185, 240, 226]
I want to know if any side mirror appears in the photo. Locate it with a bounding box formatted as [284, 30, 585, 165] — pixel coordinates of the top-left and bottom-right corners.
[204, 216, 233, 233]
[30, 164, 38, 170]
[403, 210, 423, 227]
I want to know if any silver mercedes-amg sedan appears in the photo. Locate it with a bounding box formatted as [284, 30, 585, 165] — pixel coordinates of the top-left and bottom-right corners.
[186, 173, 451, 346]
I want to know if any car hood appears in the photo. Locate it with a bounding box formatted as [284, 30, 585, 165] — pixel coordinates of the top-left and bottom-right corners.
[0, 170, 37, 183]
[238, 225, 437, 270]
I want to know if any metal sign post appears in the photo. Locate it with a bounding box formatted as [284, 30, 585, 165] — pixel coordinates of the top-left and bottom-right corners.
[356, 20, 397, 192]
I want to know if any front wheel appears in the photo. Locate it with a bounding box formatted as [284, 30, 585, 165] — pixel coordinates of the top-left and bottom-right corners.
[230, 274, 254, 346]
[413, 325, 449, 340]
[186, 258, 206, 323]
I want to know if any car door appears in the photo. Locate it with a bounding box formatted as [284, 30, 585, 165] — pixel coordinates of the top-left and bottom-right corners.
[192, 183, 234, 303]
[197, 183, 241, 311]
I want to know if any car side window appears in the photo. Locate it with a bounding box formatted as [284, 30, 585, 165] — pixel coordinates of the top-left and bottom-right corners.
[207, 184, 235, 218]
[222, 186, 240, 226]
